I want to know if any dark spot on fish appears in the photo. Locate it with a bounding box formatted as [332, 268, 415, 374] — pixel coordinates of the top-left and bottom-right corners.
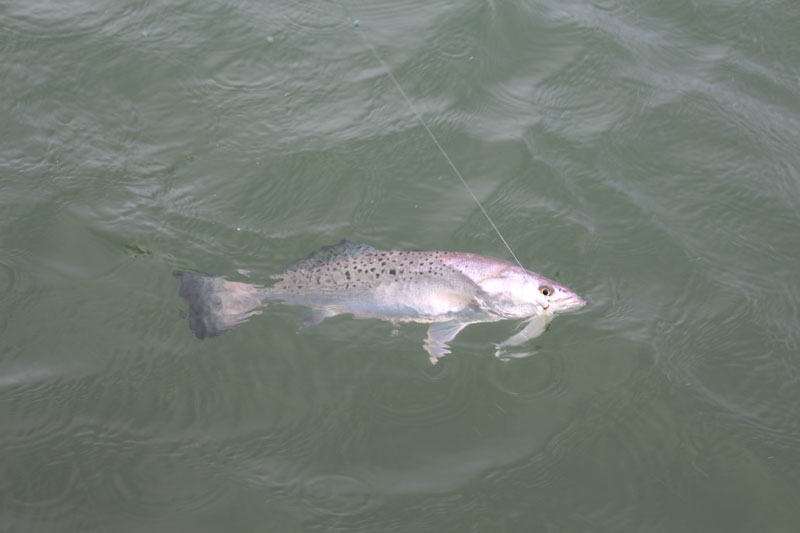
[345, 271, 351, 279]
[376, 274, 380, 278]
[389, 269, 396, 275]
[370, 267, 375, 272]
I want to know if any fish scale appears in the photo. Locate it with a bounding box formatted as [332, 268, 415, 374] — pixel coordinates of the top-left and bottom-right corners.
[272, 251, 467, 293]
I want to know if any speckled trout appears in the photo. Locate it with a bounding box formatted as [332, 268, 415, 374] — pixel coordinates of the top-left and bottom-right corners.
[175, 240, 585, 362]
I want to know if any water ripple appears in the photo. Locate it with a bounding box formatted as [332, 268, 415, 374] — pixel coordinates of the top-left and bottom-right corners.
[207, 43, 283, 92]
[101, 448, 230, 518]
[487, 350, 566, 399]
[436, 31, 478, 62]
[0, 251, 32, 340]
[351, 154, 390, 232]
[0, 259, 15, 299]
[302, 473, 372, 517]
[282, 0, 350, 35]
[362, 346, 475, 427]
[5, 1, 154, 41]
[2, 440, 80, 511]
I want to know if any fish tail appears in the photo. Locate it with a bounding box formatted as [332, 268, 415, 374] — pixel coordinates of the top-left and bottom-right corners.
[173, 271, 266, 339]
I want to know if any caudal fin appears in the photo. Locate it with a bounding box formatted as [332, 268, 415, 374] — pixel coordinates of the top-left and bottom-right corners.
[174, 271, 266, 339]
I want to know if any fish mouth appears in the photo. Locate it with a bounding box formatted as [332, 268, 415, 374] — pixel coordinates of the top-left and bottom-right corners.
[558, 295, 587, 310]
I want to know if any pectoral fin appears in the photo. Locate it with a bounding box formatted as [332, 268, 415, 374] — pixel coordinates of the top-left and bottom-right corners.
[424, 321, 471, 364]
[497, 314, 551, 350]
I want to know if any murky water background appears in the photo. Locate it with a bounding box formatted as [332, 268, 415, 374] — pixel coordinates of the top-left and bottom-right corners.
[2, 0, 799, 530]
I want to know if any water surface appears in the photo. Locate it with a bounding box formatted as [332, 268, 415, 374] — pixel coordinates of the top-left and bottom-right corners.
[2, 0, 800, 530]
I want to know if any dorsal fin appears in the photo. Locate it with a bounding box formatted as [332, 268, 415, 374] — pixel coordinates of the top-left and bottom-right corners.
[281, 239, 378, 273]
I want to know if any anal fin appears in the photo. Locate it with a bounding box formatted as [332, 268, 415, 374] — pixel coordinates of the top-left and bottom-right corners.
[424, 321, 471, 364]
[299, 308, 335, 327]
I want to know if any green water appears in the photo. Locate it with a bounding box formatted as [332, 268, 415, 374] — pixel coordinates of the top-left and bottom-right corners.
[2, 0, 800, 531]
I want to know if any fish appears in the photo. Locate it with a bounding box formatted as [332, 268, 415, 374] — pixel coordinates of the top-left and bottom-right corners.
[174, 239, 586, 363]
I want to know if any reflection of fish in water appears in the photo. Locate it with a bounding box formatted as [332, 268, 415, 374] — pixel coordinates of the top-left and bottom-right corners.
[175, 239, 586, 363]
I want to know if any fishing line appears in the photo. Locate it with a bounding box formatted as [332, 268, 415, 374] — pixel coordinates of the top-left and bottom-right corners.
[335, 2, 525, 269]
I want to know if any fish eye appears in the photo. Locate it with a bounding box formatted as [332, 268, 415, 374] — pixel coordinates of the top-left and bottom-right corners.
[540, 286, 553, 297]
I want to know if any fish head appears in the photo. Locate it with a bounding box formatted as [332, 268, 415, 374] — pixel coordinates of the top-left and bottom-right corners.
[438, 252, 586, 317]
[473, 264, 585, 317]
[519, 269, 587, 314]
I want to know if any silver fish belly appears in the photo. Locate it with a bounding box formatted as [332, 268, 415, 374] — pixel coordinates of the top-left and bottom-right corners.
[175, 240, 585, 362]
